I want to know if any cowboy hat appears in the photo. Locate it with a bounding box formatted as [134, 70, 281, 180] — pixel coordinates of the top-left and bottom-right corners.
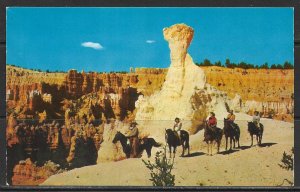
[130, 121, 138, 126]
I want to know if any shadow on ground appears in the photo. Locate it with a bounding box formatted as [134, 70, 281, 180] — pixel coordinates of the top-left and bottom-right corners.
[239, 145, 252, 150]
[219, 149, 239, 155]
[182, 152, 205, 158]
[259, 142, 277, 148]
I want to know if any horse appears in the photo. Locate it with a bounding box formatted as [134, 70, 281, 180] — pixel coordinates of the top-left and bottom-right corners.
[203, 121, 223, 156]
[165, 129, 190, 158]
[247, 122, 264, 146]
[223, 118, 240, 150]
[112, 131, 161, 158]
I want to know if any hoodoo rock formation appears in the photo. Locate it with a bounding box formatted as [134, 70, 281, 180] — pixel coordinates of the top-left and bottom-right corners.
[135, 24, 227, 126]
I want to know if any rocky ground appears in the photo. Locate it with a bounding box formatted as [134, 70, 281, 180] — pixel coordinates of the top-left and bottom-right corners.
[42, 113, 293, 186]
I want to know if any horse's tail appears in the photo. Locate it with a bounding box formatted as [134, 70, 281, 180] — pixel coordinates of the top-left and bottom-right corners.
[259, 123, 264, 134]
[151, 138, 161, 147]
[247, 122, 252, 133]
[153, 141, 161, 147]
[216, 128, 223, 141]
[235, 125, 240, 138]
[220, 129, 224, 139]
[184, 133, 190, 149]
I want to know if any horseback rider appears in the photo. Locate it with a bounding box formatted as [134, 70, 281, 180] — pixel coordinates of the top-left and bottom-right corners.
[227, 110, 237, 129]
[207, 112, 217, 130]
[125, 121, 139, 157]
[252, 111, 261, 129]
[227, 110, 235, 122]
[173, 117, 182, 144]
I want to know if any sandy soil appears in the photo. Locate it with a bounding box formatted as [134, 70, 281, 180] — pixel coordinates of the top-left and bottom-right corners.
[42, 113, 294, 186]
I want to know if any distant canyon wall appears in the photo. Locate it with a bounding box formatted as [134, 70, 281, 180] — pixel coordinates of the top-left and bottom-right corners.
[6, 59, 293, 122]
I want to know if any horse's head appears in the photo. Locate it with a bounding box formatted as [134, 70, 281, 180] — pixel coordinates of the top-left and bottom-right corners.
[165, 128, 171, 141]
[139, 138, 145, 145]
[112, 131, 122, 144]
[203, 120, 208, 129]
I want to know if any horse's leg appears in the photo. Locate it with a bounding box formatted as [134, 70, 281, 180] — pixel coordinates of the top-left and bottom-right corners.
[250, 134, 253, 146]
[211, 141, 213, 156]
[225, 136, 228, 151]
[233, 138, 236, 148]
[259, 134, 261, 145]
[256, 135, 259, 145]
[209, 141, 212, 156]
[238, 137, 240, 148]
[181, 143, 185, 157]
[229, 138, 232, 150]
[173, 147, 176, 158]
[126, 150, 130, 158]
[217, 140, 220, 153]
[146, 147, 151, 158]
[207, 142, 209, 155]
[168, 145, 172, 158]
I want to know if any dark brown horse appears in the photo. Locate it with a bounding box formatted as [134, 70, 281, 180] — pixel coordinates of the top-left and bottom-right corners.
[247, 122, 264, 146]
[165, 129, 190, 158]
[112, 131, 161, 158]
[204, 121, 223, 155]
[223, 118, 240, 150]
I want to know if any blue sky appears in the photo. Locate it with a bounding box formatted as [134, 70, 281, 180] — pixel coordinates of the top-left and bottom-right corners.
[7, 8, 294, 72]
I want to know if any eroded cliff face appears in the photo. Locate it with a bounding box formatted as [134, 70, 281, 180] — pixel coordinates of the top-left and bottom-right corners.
[6, 57, 294, 123]
[203, 67, 294, 121]
[133, 68, 167, 96]
[6, 66, 166, 120]
[12, 159, 63, 186]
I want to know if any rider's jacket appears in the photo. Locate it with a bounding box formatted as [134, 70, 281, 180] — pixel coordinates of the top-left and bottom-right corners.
[173, 122, 182, 132]
[208, 116, 217, 127]
[227, 114, 235, 122]
[253, 115, 260, 124]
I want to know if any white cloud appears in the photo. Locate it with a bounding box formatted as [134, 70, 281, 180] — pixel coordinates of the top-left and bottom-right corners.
[81, 42, 104, 50]
[146, 40, 156, 44]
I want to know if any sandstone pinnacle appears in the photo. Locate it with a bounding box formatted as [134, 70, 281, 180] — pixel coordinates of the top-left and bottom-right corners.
[163, 23, 194, 47]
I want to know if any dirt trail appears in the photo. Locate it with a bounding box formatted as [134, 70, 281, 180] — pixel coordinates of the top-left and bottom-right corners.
[42, 115, 293, 186]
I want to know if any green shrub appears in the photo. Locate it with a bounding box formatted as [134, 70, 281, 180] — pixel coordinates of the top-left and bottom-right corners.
[278, 147, 294, 171]
[142, 146, 175, 186]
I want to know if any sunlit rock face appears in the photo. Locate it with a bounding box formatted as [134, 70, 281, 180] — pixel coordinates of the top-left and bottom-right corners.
[97, 120, 127, 163]
[135, 24, 209, 121]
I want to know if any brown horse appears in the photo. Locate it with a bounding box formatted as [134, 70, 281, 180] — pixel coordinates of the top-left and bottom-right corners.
[204, 121, 223, 156]
[247, 122, 264, 146]
[165, 129, 190, 158]
[112, 131, 161, 158]
[223, 118, 240, 150]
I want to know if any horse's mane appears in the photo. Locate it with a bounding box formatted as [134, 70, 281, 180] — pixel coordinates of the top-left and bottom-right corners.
[166, 129, 173, 133]
[139, 132, 149, 139]
[248, 121, 255, 125]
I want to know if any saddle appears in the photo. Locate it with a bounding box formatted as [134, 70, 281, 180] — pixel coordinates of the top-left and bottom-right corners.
[173, 131, 181, 145]
[229, 122, 238, 130]
[253, 122, 262, 129]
